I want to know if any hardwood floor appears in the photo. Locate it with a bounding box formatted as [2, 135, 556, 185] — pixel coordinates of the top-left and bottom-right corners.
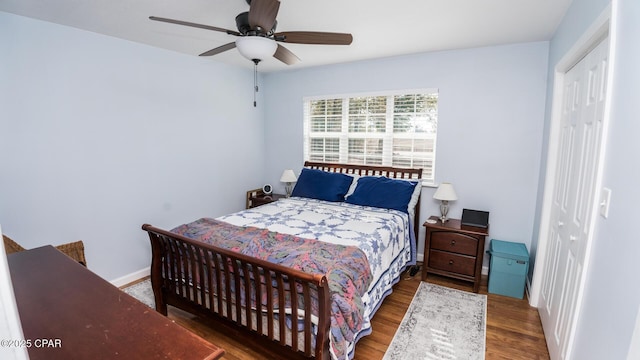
[159, 269, 550, 359]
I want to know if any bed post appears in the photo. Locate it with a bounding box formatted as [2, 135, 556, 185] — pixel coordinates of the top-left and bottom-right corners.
[143, 224, 168, 316]
[315, 275, 332, 360]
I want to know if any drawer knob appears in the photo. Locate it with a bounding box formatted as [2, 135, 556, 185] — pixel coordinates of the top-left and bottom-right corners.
[450, 240, 456, 246]
[449, 260, 454, 265]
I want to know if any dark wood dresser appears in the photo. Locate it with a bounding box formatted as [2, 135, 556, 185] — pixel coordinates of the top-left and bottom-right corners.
[422, 216, 489, 292]
[8, 245, 225, 360]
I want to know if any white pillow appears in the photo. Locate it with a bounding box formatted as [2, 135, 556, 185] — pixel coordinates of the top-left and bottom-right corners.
[344, 174, 360, 198]
[407, 179, 423, 221]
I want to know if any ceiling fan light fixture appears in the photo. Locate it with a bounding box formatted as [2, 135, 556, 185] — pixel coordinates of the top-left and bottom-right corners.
[235, 36, 277, 61]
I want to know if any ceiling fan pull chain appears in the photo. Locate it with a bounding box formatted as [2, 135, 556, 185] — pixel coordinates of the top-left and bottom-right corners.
[253, 59, 260, 107]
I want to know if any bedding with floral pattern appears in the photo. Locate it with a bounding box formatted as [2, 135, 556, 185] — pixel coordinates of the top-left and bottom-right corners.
[171, 217, 372, 359]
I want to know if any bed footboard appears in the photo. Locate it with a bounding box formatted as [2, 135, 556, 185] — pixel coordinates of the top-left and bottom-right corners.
[142, 224, 332, 360]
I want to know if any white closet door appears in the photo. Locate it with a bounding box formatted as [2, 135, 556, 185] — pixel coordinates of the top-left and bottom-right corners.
[538, 37, 609, 360]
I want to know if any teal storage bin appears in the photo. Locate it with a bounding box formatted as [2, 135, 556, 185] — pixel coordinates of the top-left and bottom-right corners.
[488, 239, 529, 299]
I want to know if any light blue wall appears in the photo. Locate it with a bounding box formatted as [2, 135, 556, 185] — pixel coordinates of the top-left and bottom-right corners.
[262, 42, 549, 264]
[0, 12, 266, 280]
[533, 0, 640, 358]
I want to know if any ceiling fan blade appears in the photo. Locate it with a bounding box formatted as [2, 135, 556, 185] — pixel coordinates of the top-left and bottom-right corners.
[248, 0, 280, 32]
[273, 44, 300, 65]
[149, 16, 241, 36]
[274, 31, 353, 45]
[199, 42, 237, 57]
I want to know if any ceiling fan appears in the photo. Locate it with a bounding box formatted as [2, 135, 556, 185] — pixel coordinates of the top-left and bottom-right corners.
[149, 0, 353, 66]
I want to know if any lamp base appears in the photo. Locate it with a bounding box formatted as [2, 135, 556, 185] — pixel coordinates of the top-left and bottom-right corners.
[285, 183, 293, 198]
[439, 200, 450, 222]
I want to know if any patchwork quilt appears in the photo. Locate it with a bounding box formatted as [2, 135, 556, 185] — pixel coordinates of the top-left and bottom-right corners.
[217, 197, 415, 359]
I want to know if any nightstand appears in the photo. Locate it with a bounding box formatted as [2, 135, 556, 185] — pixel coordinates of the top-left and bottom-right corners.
[422, 215, 489, 292]
[246, 188, 285, 209]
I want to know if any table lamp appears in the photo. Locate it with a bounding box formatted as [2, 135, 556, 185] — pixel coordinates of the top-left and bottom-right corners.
[280, 170, 298, 198]
[433, 182, 457, 222]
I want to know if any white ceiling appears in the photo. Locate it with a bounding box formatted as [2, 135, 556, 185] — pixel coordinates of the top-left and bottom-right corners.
[0, 0, 573, 72]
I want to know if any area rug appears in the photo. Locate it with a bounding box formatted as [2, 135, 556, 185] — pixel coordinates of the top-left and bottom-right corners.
[383, 282, 487, 360]
[122, 279, 155, 309]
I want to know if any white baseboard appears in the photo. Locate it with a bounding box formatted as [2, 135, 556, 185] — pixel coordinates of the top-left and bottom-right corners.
[110, 267, 150, 288]
[525, 276, 534, 306]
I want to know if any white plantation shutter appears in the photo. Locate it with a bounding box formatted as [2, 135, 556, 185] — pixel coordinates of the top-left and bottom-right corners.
[303, 90, 438, 183]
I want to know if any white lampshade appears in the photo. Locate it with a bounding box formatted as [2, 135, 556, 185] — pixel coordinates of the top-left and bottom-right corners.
[280, 169, 298, 183]
[236, 36, 277, 61]
[433, 182, 458, 201]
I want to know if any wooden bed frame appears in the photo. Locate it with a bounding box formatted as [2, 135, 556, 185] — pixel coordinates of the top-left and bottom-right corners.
[142, 162, 422, 360]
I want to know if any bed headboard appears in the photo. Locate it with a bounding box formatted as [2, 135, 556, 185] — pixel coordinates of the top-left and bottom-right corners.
[304, 161, 422, 180]
[303, 161, 423, 238]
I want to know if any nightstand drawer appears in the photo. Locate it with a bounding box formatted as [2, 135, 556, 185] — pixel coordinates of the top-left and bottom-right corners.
[251, 196, 278, 207]
[428, 250, 476, 276]
[246, 188, 285, 209]
[430, 231, 478, 256]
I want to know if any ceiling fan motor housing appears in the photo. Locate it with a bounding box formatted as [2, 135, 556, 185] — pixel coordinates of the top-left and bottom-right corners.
[235, 11, 276, 35]
[235, 12, 251, 34]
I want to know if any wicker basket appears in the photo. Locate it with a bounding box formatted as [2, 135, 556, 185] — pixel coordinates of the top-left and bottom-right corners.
[3, 235, 87, 267]
[2, 235, 25, 254]
[54, 241, 87, 267]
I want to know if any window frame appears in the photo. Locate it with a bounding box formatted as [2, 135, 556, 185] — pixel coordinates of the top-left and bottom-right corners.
[303, 89, 439, 184]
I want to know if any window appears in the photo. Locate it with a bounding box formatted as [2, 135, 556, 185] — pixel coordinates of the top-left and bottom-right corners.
[303, 90, 438, 183]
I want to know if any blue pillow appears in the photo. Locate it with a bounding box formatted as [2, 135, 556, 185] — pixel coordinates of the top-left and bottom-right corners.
[291, 168, 354, 202]
[345, 176, 418, 213]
